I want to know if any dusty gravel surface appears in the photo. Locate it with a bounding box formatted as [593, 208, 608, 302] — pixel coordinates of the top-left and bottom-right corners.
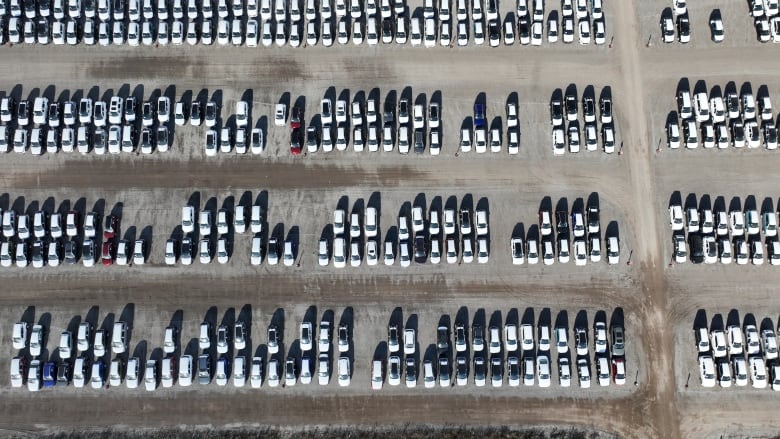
[2, 0, 780, 438]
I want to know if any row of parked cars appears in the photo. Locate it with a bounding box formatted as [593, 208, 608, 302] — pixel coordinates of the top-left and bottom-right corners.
[175, 203, 272, 265]
[204, 100, 264, 155]
[695, 319, 780, 389]
[669, 200, 780, 265]
[0, 0, 607, 47]
[745, 0, 780, 43]
[322, 200, 490, 267]
[550, 88, 615, 155]
[458, 101, 520, 154]
[0, 94, 176, 154]
[670, 86, 778, 150]
[0, 207, 136, 267]
[10, 313, 360, 389]
[11, 320, 129, 390]
[274, 94, 444, 156]
[660, 2, 725, 44]
[375, 312, 625, 389]
[509, 201, 620, 266]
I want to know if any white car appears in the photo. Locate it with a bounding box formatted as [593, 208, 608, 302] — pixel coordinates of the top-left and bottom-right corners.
[29, 325, 44, 357]
[199, 322, 211, 350]
[764, 329, 779, 360]
[486, 326, 500, 354]
[699, 355, 716, 388]
[338, 357, 351, 387]
[403, 328, 416, 355]
[250, 357, 263, 388]
[233, 356, 246, 387]
[530, 20, 542, 45]
[504, 324, 518, 352]
[299, 321, 313, 351]
[750, 357, 768, 389]
[163, 327, 177, 354]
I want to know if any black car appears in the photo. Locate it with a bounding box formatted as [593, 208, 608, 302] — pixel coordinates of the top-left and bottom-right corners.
[491, 356, 502, 383]
[405, 357, 416, 384]
[64, 240, 78, 264]
[57, 360, 71, 385]
[125, 97, 137, 121]
[140, 127, 153, 151]
[112, 0, 125, 18]
[473, 356, 486, 383]
[388, 324, 399, 348]
[587, 204, 600, 233]
[82, 239, 95, 263]
[268, 237, 280, 262]
[454, 323, 466, 348]
[48, 103, 60, 126]
[600, 97, 612, 122]
[382, 17, 393, 41]
[565, 93, 577, 119]
[32, 240, 44, 266]
[688, 233, 704, 264]
[438, 356, 451, 384]
[550, 99, 563, 124]
[93, 128, 107, 152]
[518, 16, 530, 41]
[460, 208, 471, 233]
[18, 100, 29, 122]
[677, 13, 690, 42]
[190, 101, 201, 122]
[765, 122, 778, 145]
[398, 99, 409, 122]
[142, 101, 154, 122]
[382, 100, 395, 126]
[38, 18, 50, 43]
[198, 354, 211, 385]
[583, 97, 595, 121]
[731, 119, 745, 145]
[437, 326, 449, 352]
[181, 238, 192, 261]
[413, 128, 424, 154]
[306, 126, 318, 151]
[413, 234, 427, 263]
[488, 19, 500, 45]
[24, 0, 36, 15]
[156, 125, 168, 148]
[556, 210, 569, 235]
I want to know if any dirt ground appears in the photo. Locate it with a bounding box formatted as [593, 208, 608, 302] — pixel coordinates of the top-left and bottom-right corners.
[1, 0, 780, 438]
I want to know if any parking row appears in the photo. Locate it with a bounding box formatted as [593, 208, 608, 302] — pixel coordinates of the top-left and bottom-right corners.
[668, 82, 779, 150]
[694, 311, 780, 390]
[10, 306, 627, 391]
[550, 85, 616, 155]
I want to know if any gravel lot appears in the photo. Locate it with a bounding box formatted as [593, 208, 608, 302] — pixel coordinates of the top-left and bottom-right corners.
[3, 0, 780, 437]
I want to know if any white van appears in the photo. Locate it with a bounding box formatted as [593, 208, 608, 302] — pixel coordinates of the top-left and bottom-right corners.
[111, 321, 127, 354]
[251, 205, 263, 233]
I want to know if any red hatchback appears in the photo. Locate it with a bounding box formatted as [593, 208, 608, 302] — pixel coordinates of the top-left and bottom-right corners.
[290, 106, 303, 129]
[103, 215, 119, 240]
[290, 128, 303, 155]
[101, 239, 115, 266]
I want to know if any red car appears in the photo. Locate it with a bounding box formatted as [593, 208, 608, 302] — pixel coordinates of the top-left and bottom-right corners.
[103, 215, 119, 240]
[611, 358, 626, 385]
[101, 240, 115, 266]
[290, 106, 303, 129]
[290, 128, 303, 155]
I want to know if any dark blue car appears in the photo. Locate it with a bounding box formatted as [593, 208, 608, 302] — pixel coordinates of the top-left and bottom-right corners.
[43, 362, 57, 388]
[474, 104, 486, 129]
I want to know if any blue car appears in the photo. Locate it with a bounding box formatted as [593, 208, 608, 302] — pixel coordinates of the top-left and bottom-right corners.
[474, 104, 486, 129]
[43, 362, 57, 388]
